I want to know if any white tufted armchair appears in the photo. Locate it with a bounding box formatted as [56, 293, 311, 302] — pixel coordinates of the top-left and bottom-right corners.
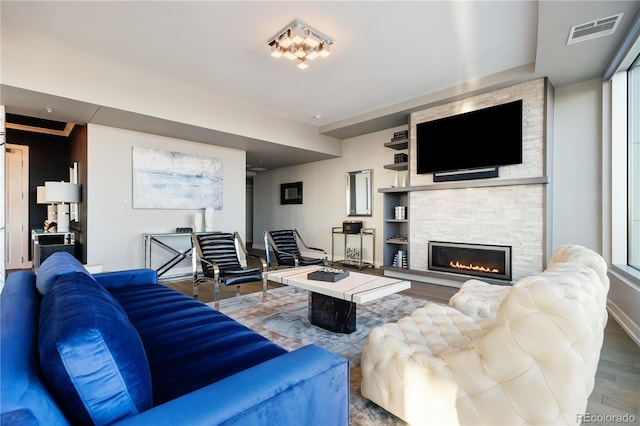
[361, 245, 609, 425]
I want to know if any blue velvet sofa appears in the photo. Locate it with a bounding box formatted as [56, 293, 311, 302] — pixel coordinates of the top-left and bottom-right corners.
[1, 252, 349, 425]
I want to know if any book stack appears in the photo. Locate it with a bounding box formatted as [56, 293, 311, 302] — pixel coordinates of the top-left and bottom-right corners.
[391, 130, 408, 141]
[394, 206, 406, 220]
[394, 153, 408, 164]
[392, 250, 408, 268]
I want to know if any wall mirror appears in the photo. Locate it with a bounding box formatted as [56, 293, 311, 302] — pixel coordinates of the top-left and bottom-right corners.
[346, 169, 372, 216]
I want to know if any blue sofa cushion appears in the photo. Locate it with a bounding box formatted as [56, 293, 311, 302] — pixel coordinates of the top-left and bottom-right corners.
[108, 283, 288, 405]
[39, 272, 152, 425]
[36, 251, 93, 295]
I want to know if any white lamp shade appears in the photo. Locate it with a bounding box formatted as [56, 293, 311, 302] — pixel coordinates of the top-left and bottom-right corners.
[45, 181, 80, 203]
[36, 186, 47, 204]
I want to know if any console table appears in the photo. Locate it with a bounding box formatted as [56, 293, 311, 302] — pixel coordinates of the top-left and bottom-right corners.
[143, 232, 204, 279]
[331, 227, 375, 270]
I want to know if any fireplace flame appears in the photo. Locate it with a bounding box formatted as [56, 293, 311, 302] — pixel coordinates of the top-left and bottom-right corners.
[449, 260, 500, 274]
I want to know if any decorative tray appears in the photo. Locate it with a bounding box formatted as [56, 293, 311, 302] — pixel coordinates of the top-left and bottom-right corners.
[307, 268, 350, 282]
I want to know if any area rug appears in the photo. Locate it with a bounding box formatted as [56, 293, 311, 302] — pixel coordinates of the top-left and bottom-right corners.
[209, 287, 431, 426]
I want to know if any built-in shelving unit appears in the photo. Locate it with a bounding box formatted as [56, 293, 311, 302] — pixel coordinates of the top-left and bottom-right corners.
[381, 129, 410, 270]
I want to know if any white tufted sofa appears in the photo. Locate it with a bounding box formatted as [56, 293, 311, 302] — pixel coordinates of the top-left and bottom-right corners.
[361, 245, 609, 425]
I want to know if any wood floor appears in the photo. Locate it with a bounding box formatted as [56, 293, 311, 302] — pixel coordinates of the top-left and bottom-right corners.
[165, 262, 640, 423]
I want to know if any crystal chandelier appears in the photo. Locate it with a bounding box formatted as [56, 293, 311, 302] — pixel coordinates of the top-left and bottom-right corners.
[268, 20, 333, 70]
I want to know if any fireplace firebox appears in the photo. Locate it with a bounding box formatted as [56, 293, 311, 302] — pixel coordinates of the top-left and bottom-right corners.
[428, 241, 512, 282]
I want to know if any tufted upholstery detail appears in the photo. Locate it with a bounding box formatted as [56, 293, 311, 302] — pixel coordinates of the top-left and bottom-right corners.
[361, 245, 609, 425]
[448, 279, 510, 318]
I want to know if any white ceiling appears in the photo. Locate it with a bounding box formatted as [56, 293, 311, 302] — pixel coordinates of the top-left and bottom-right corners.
[1, 1, 639, 170]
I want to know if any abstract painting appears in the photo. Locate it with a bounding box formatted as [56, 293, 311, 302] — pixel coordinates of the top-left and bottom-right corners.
[132, 147, 223, 209]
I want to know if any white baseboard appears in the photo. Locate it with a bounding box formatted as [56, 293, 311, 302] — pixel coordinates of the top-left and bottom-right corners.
[607, 299, 640, 348]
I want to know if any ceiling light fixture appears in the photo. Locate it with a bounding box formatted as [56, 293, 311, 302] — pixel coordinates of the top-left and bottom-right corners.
[268, 20, 332, 69]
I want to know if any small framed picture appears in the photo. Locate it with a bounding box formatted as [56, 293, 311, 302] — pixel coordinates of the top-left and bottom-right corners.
[281, 182, 303, 204]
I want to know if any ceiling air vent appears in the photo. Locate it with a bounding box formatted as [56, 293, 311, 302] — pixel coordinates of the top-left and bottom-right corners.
[567, 13, 623, 45]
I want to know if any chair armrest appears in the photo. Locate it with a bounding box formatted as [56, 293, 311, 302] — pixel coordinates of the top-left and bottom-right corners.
[247, 253, 268, 271]
[194, 257, 220, 280]
[275, 249, 300, 260]
[113, 345, 349, 426]
[93, 269, 158, 288]
[305, 246, 327, 255]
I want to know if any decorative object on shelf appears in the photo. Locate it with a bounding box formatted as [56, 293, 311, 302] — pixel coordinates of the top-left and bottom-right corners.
[342, 220, 363, 234]
[204, 207, 214, 231]
[43, 221, 57, 233]
[44, 181, 80, 233]
[392, 250, 408, 268]
[391, 130, 409, 141]
[281, 182, 303, 204]
[307, 268, 349, 282]
[392, 171, 399, 187]
[194, 212, 203, 232]
[394, 153, 408, 164]
[268, 20, 333, 70]
[346, 247, 360, 263]
[175, 227, 193, 233]
[394, 206, 407, 220]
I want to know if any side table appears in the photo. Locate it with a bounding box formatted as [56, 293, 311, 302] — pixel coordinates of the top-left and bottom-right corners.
[32, 229, 76, 271]
[331, 227, 376, 270]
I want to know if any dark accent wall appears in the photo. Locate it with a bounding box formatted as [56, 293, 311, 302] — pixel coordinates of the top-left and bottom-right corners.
[7, 126, 87, 262]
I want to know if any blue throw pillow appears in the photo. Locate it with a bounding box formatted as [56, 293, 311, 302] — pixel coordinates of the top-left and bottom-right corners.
[39, 272, 152, 425]
[36, 251, 93, 295]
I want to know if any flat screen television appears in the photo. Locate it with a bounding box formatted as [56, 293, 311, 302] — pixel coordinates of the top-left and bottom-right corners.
[416, 99, 523, 174]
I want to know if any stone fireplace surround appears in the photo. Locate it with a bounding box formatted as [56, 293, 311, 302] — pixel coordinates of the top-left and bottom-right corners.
[404, 78, 550, 284]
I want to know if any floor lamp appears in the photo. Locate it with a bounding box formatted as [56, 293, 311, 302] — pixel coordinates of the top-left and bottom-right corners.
[44, 181, 80, 233]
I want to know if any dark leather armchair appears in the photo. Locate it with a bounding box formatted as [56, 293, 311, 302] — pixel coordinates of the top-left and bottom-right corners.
[192, 232, 267, 310]
[264, 229, 327, 269]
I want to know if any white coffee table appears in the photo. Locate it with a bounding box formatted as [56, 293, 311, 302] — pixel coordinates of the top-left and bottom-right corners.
[264, 266, 411, 333]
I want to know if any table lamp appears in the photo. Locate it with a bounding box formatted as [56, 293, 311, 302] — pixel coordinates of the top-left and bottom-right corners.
[37, 185, 58, 225]
[44, 181, 80, 232]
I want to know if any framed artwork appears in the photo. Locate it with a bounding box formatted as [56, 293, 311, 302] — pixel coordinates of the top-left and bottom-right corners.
[132, 147, 223, 209]
[281, 181, 303, 204]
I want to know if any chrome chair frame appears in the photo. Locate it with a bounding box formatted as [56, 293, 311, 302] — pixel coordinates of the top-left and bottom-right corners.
[264, 229, 327, 270]
[192, 232, 268, 310]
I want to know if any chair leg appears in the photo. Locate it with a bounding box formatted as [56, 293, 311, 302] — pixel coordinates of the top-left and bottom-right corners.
[193, 279, 199, 299]
[214, 280, 220, 310]
[262, 275, 268, 302]
[235, 285, 241, 296]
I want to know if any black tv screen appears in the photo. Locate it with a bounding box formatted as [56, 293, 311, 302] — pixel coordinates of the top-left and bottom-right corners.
[416, 100, 523, 174]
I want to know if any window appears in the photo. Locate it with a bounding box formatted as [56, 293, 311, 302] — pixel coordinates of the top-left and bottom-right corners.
[630, 55, 640, 271]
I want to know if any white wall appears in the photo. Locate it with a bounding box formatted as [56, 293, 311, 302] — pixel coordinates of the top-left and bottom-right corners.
[253, 126, 405, 266]
[87, 124, 246, 272]
[1, 32, 342, 157]
[553, 79, 602, 251]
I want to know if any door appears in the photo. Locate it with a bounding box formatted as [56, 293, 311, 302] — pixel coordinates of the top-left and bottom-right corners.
[5, 143, 29, 269]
